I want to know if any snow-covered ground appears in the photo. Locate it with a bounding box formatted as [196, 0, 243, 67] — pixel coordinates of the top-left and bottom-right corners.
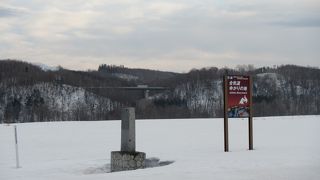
[1, 116, 320, 180]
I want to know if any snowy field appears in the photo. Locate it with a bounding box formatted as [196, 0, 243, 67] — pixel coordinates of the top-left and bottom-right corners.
[1, 116, 320, 180]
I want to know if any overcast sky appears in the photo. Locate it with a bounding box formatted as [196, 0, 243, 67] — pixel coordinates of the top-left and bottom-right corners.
[0, 0, 319, 72]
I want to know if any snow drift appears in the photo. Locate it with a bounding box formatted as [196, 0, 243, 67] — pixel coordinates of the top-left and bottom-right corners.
[0, 116, 319, 180]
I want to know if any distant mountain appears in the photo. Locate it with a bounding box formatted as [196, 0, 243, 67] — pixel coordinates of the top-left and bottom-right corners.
[0, 59, 319, 123]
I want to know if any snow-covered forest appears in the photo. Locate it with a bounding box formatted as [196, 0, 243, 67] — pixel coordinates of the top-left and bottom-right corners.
[0, 60, 319, 123]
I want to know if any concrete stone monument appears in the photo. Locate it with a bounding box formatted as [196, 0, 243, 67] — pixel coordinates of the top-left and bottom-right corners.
[111, 107, 146, 172]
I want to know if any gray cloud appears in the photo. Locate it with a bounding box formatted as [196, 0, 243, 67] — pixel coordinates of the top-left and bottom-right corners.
[0, 7, 19, 17]
[0, 0, 319, 72]
[272, 18, 320, 28]
[0, 5, 29, 18]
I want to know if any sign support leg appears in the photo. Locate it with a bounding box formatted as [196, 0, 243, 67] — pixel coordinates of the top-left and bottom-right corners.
[224, 117, 229, 152]
[248, 76, 253, 150]
[249, 116, 253, 150]
[223, 76, 229, 152]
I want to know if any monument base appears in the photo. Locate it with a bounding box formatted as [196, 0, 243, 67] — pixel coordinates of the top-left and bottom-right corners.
[111, 151, 146, 172]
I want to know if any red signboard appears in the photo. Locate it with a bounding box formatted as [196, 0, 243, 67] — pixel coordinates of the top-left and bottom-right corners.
[226, 75, 251, 118]
[223, 75, 253, 152]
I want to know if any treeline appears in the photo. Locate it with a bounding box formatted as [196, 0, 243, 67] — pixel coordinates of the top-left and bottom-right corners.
[144, 65, 320, 118]
[1, 83, 122, 123]
[0, 60, 319, 123]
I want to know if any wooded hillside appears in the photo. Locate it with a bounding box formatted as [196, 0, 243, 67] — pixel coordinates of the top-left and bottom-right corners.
[1, 60, 319, 123]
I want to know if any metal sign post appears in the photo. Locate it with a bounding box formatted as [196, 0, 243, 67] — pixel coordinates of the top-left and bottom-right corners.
[14, 125, 20, 168]
[223, 76, 229, 152]
[248, 76, 253, 150]
[223, 75, 253, 151]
